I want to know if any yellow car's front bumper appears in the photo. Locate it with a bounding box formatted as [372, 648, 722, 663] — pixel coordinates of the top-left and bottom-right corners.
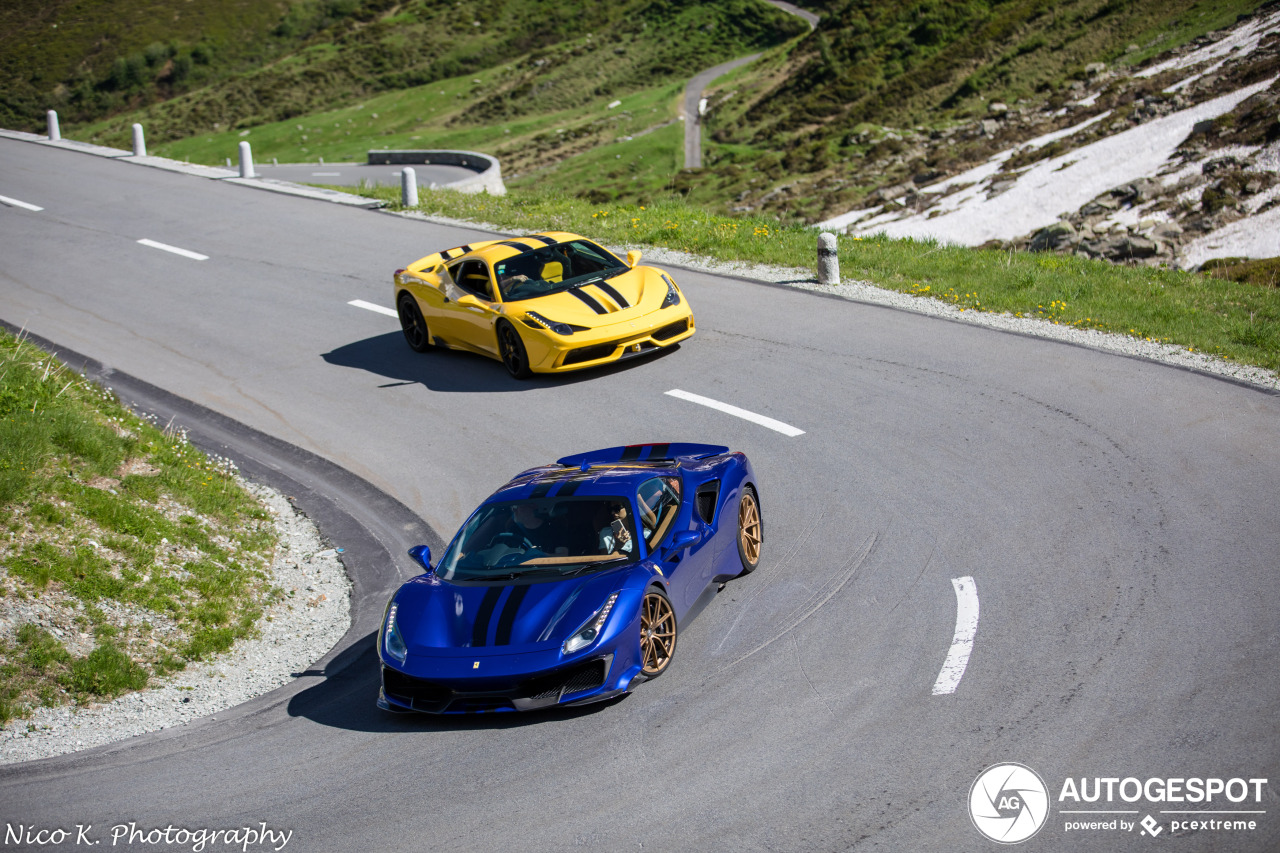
[523, 306, 695, 373]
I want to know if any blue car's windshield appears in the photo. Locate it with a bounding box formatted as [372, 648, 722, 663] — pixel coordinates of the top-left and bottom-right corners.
[495, 240, 628, 302]
[436, 495, 639, 582]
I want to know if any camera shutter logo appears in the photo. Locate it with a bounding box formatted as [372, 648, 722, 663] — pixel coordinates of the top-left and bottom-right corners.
[969, 763, 1050, 844]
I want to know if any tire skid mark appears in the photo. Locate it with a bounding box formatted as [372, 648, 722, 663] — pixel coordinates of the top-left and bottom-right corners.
[712, 532, 877, 675]
[713, 505, 828, 653]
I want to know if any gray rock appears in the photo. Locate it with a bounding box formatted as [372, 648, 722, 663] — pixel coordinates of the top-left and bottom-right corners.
[1030, 221, 1077, 252]
[1203, 155, 1244, 174]
[1081, 196, 1121, 215]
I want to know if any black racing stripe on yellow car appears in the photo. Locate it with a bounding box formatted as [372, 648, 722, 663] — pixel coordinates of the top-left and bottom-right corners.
[567, 287, 609, 315]
[528, 235, 558, 246]
[472, 586, 504, 647]
[494, 584, 530, 646]
[496, 240, 534, 252]
[591, 281, 630, 310]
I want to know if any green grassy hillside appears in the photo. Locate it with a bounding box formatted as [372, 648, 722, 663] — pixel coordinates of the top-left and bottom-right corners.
[9, 0, 1274, 226]
[23, 0, 803, 154]
[0, 0, 300, 130]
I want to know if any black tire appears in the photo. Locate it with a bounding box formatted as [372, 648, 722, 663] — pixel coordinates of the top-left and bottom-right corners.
[397, 292, 433, 352]
[639, 587, 677, 679]
[736, 485, 762, 574]
[496, 320, 532, 379]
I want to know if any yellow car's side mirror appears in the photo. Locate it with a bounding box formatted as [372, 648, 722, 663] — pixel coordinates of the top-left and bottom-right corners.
[626, 250, 642, 268]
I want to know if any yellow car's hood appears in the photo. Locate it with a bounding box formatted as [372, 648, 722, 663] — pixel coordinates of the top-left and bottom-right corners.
[506, 266, 672, 328]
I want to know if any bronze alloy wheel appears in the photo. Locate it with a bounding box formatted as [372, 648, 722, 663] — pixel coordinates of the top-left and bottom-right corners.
[639, 590, 677, 678]
[737, 487, 762, 573]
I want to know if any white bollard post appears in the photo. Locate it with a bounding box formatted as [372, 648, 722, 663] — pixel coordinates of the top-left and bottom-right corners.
[47, 110, 60, 141]
[402, 167, 418, 208]
[818, 232, 840, 285]
[238, 141, 255, 178]
[131, 123, 146, 157]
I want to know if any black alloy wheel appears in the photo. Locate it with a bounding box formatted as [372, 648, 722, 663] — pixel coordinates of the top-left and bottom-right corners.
[397, 293, 433, 352]
[497, 321, 532, 379]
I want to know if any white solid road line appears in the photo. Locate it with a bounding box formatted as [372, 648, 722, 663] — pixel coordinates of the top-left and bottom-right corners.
[0, 194, 44, 211]
[312, 172, 342, 177]
[932, 576, 979, 695]
[349, 299, 399, 318]
[136, 238, 209, 261]
[665, 389, 805, 437]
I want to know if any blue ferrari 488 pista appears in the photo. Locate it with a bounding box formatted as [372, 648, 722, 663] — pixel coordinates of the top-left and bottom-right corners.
[378, 443, 762, 714]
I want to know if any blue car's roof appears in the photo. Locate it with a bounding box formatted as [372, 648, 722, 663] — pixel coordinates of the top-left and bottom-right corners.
[488, 443, 729, 503]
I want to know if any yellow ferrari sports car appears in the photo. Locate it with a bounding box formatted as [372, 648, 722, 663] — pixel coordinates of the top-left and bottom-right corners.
[392, 231, 695, 378]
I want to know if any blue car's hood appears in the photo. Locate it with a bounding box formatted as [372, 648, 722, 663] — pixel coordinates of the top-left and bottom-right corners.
[393, 570, 626, 657]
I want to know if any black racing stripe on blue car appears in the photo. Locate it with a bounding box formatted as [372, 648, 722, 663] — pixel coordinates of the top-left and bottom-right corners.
[568, 288, 609, 315]
[645, 443, 670, 460]
[494, 584, 530, 646]
[472, 586, 504, 647]
[529, 481, 553, 499]
[555, 477, 586, 496]
[621, 445, 645, 461]
[592, 280, 630, 309]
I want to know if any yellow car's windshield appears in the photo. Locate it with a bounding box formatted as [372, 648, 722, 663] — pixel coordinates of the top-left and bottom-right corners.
[496, 240, 628, 302]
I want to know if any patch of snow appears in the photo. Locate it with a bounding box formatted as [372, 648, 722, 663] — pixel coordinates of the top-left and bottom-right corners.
[1135, 7, 1279, 91]
[1181, 204, 1280, 267]
[827, 77, 1276, 245]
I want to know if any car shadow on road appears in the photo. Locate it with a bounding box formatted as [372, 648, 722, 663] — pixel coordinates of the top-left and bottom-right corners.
[322, 332, 679, 393]
[286, 630, 624, 732]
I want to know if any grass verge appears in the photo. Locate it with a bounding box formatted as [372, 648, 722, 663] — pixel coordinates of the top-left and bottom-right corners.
[0, 329, 279, 725]
[355, 186, 1279, 374]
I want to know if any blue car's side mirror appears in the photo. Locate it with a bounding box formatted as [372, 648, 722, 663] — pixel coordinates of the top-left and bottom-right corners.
[408, 544, 433, 573]
[670, 530, 700, 549]
[663, 530, 701, 559]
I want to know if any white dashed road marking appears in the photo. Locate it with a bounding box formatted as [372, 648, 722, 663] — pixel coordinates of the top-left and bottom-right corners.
[932, 576, 979, 695]
[136, 238, 208, 261]
[349, 300, 399, 318]
[0, 194, 43, 211]
[665, 389, 805, 437]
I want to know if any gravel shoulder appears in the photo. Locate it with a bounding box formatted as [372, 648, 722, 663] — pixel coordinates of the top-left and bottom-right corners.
[0, 481, 351, 765]
[648, 243, 1280, 393]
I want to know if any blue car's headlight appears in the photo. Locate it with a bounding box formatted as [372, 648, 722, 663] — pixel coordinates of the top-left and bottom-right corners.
[661, 275, 681, 308]
[563, 592, 619, 654]
[383, 600, 408, 663]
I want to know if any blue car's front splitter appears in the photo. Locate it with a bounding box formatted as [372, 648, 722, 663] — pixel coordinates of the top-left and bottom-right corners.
[379, 653, 626, 714]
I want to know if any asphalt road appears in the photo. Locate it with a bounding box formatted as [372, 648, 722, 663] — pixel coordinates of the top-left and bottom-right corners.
[1, 137, 1279, 852]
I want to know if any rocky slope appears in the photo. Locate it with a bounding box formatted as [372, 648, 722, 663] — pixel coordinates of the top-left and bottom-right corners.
[816, 4, 1280, 269]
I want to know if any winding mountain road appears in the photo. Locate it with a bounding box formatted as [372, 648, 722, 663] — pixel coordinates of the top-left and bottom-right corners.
[1, 137, 1278, 851]
[682, 1, 819, 170]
